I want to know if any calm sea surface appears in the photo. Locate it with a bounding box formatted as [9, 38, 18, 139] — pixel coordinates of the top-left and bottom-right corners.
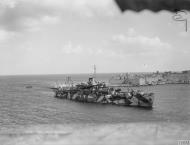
[0, 74, 190, 130]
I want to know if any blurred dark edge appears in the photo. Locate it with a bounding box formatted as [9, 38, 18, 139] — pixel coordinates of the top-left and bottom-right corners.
[115, 0, 190, 12]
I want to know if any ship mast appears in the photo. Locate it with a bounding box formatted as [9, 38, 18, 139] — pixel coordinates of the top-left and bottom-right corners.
[93, 64, 96, 79]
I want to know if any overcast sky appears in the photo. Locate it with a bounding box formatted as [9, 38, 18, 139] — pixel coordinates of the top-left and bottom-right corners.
[0, 0, 190, 75]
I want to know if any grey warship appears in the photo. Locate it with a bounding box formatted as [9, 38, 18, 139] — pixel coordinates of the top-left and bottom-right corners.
[51, 77, 154, 108]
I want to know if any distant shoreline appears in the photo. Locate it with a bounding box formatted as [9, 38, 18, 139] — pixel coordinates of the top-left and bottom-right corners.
[108, 83, 190, 88]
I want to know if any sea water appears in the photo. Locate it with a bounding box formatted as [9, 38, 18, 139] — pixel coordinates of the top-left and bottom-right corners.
[0, 74, 189, 144]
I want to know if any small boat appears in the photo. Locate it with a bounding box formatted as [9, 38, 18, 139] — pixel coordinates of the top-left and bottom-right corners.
[51, 77, 154, 108]
[25, 85, 32, 89]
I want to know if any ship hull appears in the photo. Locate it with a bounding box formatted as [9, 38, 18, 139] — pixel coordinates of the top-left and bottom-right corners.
[53, 88, 154, 108]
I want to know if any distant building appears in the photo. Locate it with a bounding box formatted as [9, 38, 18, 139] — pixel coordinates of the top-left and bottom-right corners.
[128, 77, 140, 86]
[163, 71, 190, 84]
[109, 76, 124, 84]
[182, 70, 190, 74]
[139, 78, 146, 85]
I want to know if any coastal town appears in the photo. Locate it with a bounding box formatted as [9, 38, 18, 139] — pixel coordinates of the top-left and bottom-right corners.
[109, 70, 190, 86]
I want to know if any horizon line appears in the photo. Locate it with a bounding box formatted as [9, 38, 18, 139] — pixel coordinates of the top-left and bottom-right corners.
[0, 70, 189, 77]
